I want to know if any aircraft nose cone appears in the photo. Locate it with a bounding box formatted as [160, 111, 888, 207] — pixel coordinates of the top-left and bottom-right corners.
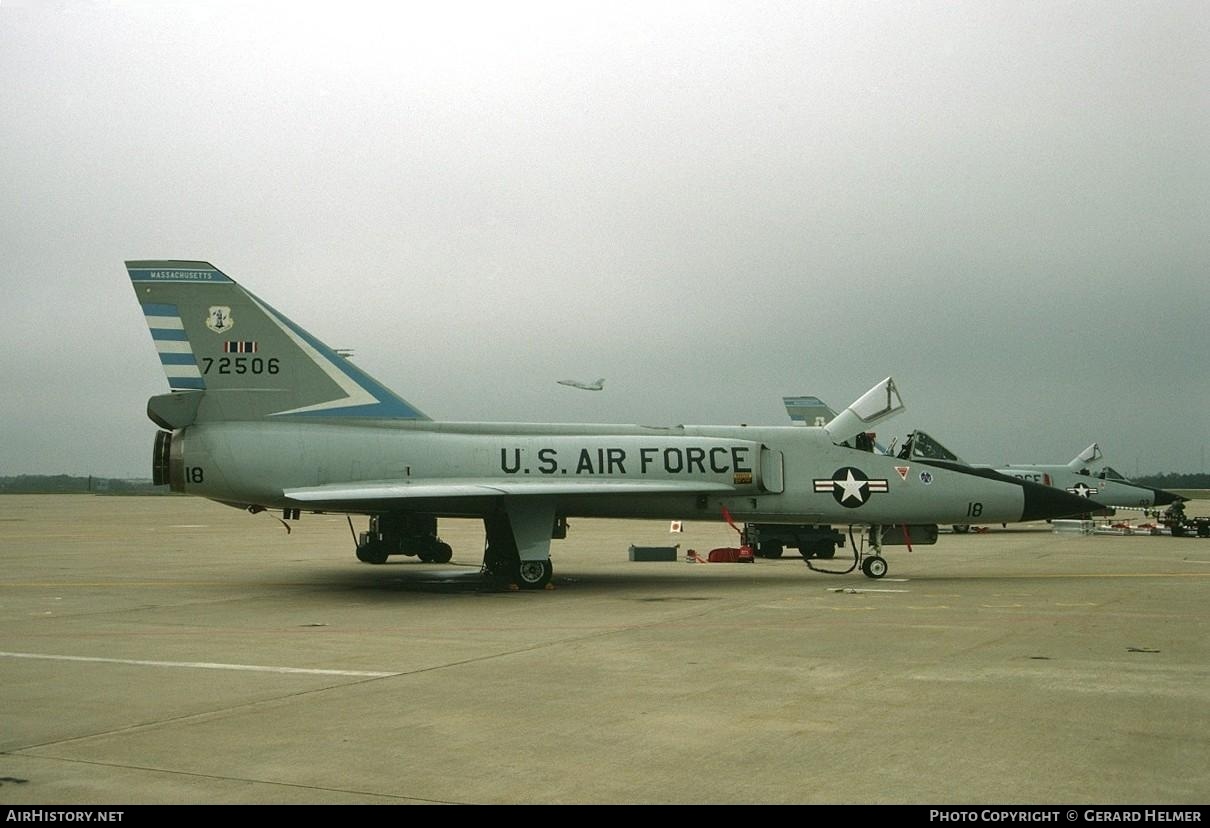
[1151, 488, 1185, 507]
[1021, 480, 1106, 521]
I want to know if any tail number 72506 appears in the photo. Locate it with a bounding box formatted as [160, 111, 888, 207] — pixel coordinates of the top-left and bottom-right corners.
[201, 357, 280, 375]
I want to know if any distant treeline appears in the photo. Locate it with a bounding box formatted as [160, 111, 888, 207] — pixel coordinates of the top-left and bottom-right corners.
[0, 475, 170, 495]
[1133, 473, 1210, 489]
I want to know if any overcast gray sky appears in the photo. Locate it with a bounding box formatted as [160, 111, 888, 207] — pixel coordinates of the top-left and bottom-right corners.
[1, 1, 1207, 478]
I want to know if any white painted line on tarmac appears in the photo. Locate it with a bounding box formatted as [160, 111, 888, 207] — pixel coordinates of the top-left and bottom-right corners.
[0, 651, 398, 678]
[827, 588, 910, 593]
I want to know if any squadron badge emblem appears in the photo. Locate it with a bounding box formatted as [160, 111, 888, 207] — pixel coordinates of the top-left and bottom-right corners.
[206, 306, 234, 333]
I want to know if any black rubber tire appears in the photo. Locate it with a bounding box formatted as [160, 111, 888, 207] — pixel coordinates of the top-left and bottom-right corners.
[356, 543, 389, 565]
[516, 559, 553, 589]
[861, 555, 888, 579]
[760, 543, 784, 559]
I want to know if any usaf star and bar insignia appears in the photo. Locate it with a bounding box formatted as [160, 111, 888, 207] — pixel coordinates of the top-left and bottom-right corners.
[1067, 482, 1099, 498]
[813, 467, 890, 508]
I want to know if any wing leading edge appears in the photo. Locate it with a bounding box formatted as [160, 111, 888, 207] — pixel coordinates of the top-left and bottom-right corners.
[284, 478, 738, 504]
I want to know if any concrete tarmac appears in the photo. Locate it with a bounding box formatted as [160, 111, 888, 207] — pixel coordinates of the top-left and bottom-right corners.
[1, 494, 1208, 805]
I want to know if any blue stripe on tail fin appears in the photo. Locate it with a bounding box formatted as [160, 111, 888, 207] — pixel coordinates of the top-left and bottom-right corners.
[139, 302, 205, 391]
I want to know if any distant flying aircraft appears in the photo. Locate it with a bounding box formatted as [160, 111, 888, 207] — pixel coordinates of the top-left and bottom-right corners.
[557, 378, 605, 391]
[128, 260, 1100, 586]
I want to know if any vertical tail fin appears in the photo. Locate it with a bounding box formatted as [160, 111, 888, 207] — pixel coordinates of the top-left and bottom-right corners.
[128, 261, 429, 423]
[783, 396, 838, 427]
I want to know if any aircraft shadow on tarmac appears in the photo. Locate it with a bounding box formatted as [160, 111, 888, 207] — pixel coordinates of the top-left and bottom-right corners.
[308, 560, 805, 597]
[296, 556, 1072, 598]
[297, 545, 1190, 598]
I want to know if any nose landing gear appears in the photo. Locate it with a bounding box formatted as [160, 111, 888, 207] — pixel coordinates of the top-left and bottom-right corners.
[860, 554, 888, 579]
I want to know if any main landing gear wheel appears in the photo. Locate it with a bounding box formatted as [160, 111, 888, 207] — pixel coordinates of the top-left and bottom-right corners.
[516, 559, 553, 590]
[356, 542, 389, 565]
[414, 541, 453, 563]
[861, 555, 888, 579]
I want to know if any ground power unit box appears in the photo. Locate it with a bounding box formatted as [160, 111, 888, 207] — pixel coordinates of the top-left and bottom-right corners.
[629, 545, 679, 562]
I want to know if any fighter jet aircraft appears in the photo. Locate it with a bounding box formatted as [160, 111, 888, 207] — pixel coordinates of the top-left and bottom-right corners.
[897, 432, 1184, 511]
[997, 443, 1183, 510]
[557, 378, 605, 391]
[783, 398, 1183, 513]
[129, 261, 1100, 584]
